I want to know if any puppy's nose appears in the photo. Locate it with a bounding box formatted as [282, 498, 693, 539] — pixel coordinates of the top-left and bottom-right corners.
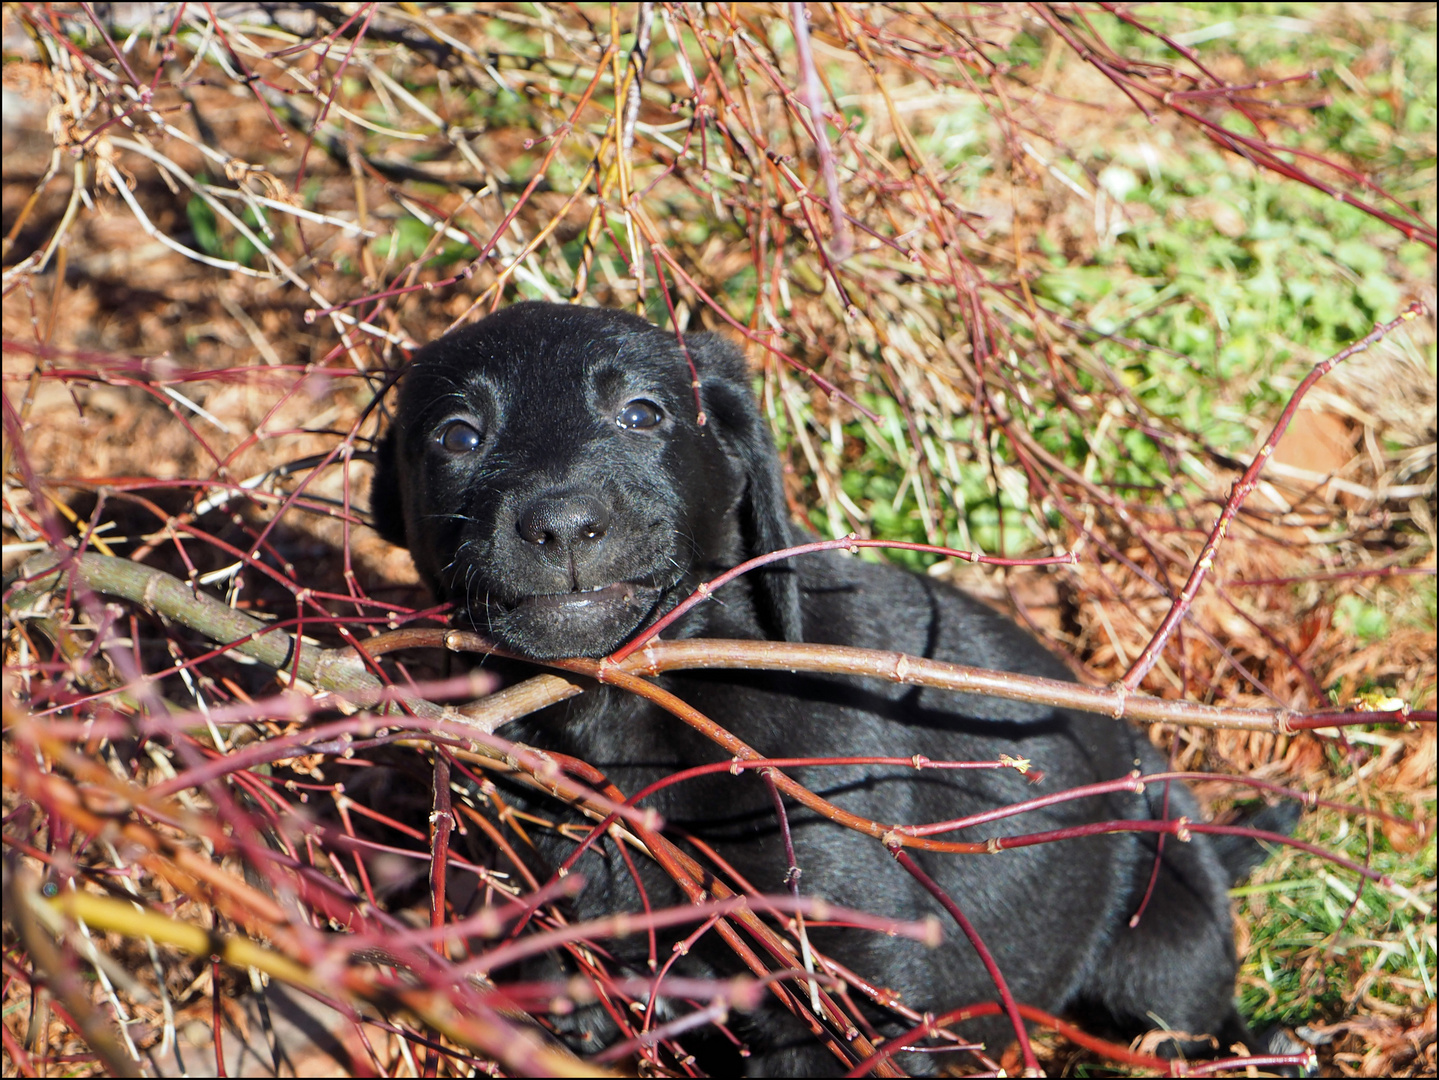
[517, 493, 611, 552]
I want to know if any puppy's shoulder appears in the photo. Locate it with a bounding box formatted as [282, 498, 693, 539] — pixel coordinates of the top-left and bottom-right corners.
[798, 548, 1075, 684]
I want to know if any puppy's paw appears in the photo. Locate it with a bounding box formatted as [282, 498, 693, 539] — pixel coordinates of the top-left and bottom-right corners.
[1250, 1025, 1321, 1077]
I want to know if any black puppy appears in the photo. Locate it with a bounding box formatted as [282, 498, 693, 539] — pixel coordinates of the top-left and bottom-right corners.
[372, 302, 1273, 1075]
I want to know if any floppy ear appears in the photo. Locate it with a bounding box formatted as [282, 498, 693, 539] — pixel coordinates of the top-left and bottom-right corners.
[687, 332, 804, 644]
[369, 426, 408, 548]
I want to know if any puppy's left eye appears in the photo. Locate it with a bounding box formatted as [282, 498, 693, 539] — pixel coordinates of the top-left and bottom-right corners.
[617, 399, 664, 430]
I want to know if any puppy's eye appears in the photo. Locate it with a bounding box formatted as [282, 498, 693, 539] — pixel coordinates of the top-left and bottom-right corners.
[437, 419, 482, 453]
[617, 399, 664, 430]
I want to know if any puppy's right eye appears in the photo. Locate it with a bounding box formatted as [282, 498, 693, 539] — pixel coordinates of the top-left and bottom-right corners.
[437, 419, 482, 453]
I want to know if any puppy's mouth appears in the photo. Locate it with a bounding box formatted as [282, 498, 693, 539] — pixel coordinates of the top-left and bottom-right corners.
[482, 580, 668, 659]
[511, 581, 645, 613]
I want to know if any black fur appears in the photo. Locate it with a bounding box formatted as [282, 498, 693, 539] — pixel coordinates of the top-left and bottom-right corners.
[373, 301, 1277, 1075]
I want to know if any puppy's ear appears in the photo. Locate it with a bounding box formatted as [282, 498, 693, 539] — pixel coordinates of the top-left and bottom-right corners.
[369, 426, 407, 548]
[688, 332, 804, 643]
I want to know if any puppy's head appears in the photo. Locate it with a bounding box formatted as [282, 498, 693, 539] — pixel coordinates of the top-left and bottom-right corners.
[372, 302, 802, 658]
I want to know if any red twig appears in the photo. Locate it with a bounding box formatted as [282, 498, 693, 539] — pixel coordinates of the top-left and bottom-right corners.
[1123, 303, 1427, 690]
[887, 847, 1040, 1075]
[608, 534, 1075, 661]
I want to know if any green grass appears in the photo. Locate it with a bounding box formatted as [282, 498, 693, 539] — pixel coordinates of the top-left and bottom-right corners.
[1236, 793, 1437, 1027]
[806, 3, 1436, 562]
